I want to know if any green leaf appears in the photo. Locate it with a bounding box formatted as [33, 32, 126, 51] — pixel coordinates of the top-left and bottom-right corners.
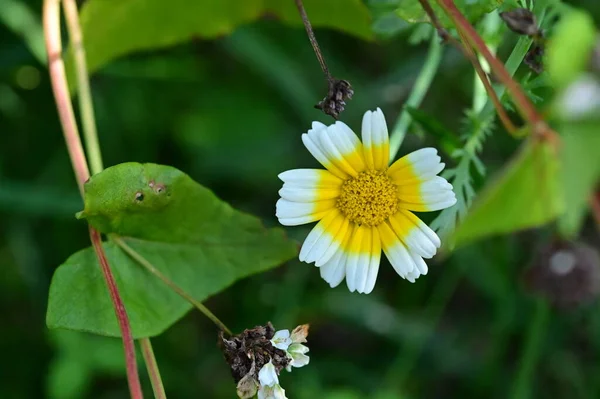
[453, 140, 563, 247]
[393, 0, 503, 27]
[546, 9, 596, 90]
[558, 120, 600, 237]
[47, 163, 297, 338]
[69, 0, 372, 80]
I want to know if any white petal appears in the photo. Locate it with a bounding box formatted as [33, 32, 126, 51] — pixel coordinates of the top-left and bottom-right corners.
[258, 361, 278, 387]
[278, 169, 342, 188]
[271, 330, 291, 351]
[361, 110, 375, 169]
[315, 217, 350, 267]
[362, 228, 382, 294]
[411, 252, 429, 275]
[319, 247, 347, 288]
[278, 214, 327, 226]
[388, 147, 446, 183]
[278, 184, 338, 202]
[382, 240, 416, 279]
[289, 343, 310, 369]
[301, 130, 347, 179]
[319, 128, 361, 177]
[299, 210, 345, 265]
[345, 226, 367, 292]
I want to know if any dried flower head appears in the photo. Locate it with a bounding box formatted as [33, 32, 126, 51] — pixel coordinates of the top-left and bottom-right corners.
[315, 79, 354, 120]
[219, 322, 310, 399]
[500, 9, 540, 37]
[524, 239, 600, 308]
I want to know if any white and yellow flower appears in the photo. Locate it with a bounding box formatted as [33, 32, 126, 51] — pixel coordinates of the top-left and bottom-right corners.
[276, 108, 456, 293]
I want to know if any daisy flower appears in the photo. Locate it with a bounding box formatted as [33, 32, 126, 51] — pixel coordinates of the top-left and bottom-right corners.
[276, 108, 456, 293]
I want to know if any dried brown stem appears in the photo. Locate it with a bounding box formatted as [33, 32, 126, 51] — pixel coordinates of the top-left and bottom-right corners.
[294, 0, 330, 80]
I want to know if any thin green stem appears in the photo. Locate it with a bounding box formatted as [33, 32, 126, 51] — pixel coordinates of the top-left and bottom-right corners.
[510, 298, 550, 399]
[62, 0, 103, 175]
[111, 235, 233, 336]
[140, 338, 167, 399]
[389, 34, 442, 160]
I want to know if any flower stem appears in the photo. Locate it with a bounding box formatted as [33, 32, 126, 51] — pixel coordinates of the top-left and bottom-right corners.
[44, 1, 143, 397]
[61, 0, 103, 175]
[90, 228, 144, 398]
[140, 338, 167, 399]
[389, 34, 442, 159]
[111, 235, 233, 336]
[294, 0, 330, 80]
[43, 0, 88, 196]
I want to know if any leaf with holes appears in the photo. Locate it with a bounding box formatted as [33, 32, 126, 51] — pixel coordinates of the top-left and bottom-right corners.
[47, 163, 297, 338]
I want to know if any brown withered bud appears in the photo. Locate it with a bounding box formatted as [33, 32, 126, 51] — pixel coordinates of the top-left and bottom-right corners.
[500, 9, 540, 37]
[524, 239, 600, 308]
[315, 79, 354, 120]
[218, 322, 290, 396]
[524, 44, 544, 74]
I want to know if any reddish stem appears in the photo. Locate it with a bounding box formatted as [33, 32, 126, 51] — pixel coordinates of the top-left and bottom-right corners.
[43, 1, 143, 397]
[44, 0, 89, 195]
[436, 0, 547, 131]
[90, 228, 143, 398]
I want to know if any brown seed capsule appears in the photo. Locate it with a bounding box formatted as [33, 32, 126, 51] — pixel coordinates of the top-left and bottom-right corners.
[524, 44, 544, 74]
[524, 239, 600, 308]
[500, 8, 540, 37]
[218, 322, 290, 386]
[315, 79, 354, 120]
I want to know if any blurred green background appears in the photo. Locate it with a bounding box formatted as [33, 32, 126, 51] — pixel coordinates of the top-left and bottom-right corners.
[2, 0, 600, 398]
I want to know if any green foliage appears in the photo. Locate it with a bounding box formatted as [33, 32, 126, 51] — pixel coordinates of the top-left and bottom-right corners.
[453, 140, 563, 247]
[47, 163, 297, 337]
[558, 120, 600, 237]
[47, 331, 125, 399]
[546, 9, 596, 90]
[405, 106, 461, 155]
[430, 110, 494, 239]
[69, 0, 372, 79]
[393, 0, 503, 26]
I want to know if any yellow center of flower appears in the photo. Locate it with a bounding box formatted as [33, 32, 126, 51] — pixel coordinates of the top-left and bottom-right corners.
[336, 170, 398, 226]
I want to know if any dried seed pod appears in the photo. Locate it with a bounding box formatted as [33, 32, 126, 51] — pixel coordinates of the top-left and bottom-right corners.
[500, 8, 540, 37]
[524, 239, 600, 308]
[218, 322, 290, 385]
[524, 44, 544, 74]
[315, 79, 354, 119]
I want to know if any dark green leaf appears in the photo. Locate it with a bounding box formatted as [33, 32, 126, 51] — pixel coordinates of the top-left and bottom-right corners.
[68, 0, 372, 80]
[453, 140, 563, 247]
[47, 163, 297, 338]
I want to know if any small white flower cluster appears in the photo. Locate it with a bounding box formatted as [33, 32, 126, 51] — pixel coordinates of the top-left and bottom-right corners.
[256, 326, 310, 399]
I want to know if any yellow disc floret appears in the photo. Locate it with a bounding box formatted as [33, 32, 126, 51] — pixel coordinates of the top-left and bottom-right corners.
[336, 170, 398, 226]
